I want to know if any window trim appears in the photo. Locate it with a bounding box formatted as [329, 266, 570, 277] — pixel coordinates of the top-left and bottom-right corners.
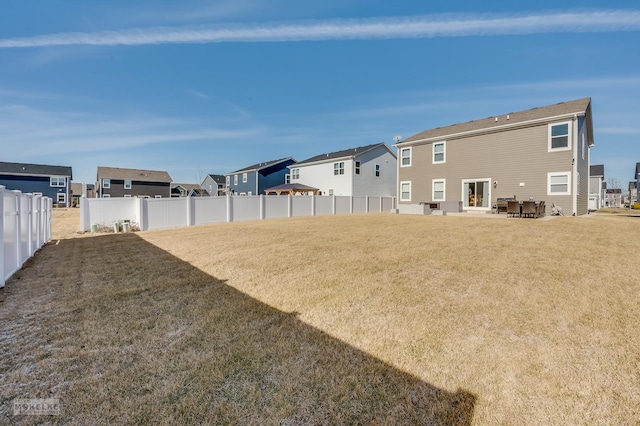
[225, 176, 230, 186]
[102, 194, 111, 198]
[433, 141, 446, 164]
[548, 121, 572, 152]
[400, 147, 412, 167]
[375, 164, 380, 177]
[234, 175, 238, 185]
[547, 172, 571, 195]
[50, 176, 66, 187]
[400, 181, 411, 202]
[432, 179, 446, 202]
[333, 162, 344, 175]
[355, 161, 360, 175]
[102, 178, 111, 189]
[124, 179, 132, 190]
[291, 168, 300, 180]
[242, 172, 247, 183]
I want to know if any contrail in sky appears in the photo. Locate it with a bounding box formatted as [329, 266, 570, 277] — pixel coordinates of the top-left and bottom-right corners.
[1, 10, 639, 48]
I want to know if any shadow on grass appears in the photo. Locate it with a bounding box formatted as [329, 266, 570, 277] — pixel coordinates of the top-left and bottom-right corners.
[3, 232, 475, 425]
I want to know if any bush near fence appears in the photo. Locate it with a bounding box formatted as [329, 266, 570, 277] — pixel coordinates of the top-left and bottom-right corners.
[1, 186, 53, 288]
[81, 195, 396, 232]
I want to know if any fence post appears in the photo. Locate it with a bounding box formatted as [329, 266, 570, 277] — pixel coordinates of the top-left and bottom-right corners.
[332, 195, 336, 215]
[226, 194, 233, 223]
[187, 197, 194, 227]
[13, 191, 22, 269]
[366, 196, 370, 213]
[311, 194, 316, 216]
[27, 194, 33, 257]
[0, 186, 4, 288]
[259, 195, 265, 220]
[350, 196, 354, 214]
[287, 194, 293, 218]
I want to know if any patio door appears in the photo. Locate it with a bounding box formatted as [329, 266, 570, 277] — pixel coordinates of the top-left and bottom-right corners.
[57, 192, 66, 207]
[463, 179, 490, 209]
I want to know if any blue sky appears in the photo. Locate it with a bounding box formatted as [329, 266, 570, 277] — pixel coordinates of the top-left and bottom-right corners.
[1, 1, 639, 188]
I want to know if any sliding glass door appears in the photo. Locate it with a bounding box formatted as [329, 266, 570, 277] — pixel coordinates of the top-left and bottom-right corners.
[463, 179, 490, 209]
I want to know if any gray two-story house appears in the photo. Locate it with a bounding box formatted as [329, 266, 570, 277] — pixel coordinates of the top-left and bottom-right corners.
[395, 97, 594, 216]
[0, 161, 73, 206]
[97, 166, 172, 198]
[226, 158, 296, 196]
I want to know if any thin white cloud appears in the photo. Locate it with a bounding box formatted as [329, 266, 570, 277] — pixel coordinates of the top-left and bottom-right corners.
[1, 10, 640, 48]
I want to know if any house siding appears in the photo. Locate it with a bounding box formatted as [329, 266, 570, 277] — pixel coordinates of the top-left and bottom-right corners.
[101, 180, 170, 198]
[352, 146, 397, 197]
[295, 161, 354, 196]
[399, 121, 575, 213]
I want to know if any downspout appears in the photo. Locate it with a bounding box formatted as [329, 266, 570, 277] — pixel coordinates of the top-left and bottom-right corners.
[572, 115, 578, 215]
[256, 171, 258, 196]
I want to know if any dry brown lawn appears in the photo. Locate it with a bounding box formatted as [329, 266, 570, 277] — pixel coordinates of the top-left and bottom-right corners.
[1, 208, 639, 424]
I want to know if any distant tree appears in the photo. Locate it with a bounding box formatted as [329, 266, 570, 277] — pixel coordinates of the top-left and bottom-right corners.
[607, 177, 622, 190]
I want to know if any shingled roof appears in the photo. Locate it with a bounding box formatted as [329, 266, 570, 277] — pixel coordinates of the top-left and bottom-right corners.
[97, 166, 172, 183]
[229, 158, 295, 174]
[399, 97, 593, 145]
[0, 161, 72, 178]
[590, 164, 605, 177]
[295, 143, 394, 166]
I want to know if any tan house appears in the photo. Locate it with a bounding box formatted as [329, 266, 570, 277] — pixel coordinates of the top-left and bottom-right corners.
[395, 98, 595, 216]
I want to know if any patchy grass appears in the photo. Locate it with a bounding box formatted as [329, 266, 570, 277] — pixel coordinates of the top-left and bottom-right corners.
[1, 209, 639, 424]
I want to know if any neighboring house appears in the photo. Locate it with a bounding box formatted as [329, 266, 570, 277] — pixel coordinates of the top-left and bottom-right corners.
[96, 166, 172, 198]
[201, 174, 226, 196]
[629, 181, 637, 205]
[226, 158, 296, 196]
[70, 182, 96, 206]
[605, 188, 622, 208]
[589, 164, 605, 211]
[171, 183, 208, 197]
[0, 161, 72, 207]
[395, 97, 595, 216]
[288, 143, 397, 197]
[635, 163, 640, 203]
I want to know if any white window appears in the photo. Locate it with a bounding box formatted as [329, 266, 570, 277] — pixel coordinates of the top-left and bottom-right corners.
[124, 194, 132, 198]
[155, 195, 162, 199]
[242, 173, 247, 183]
[234, 175, 238, 185]
[124, 179, 132, 189]
[334, 162, 344, 175]
[400, 181, 411, 202]
[50, 177, 66, 187]
[102, 178, 111, 189]
[285, 174, 291, 184]
[432, 179, 445, 201]
[248, 191, 252, 196]
[355, 162, 360, 175]
[548, 172, 571, 195]
[102, 194, 111, 198]
[401, 147, 412, 167]
[226, 176, 230, 186]
[375, 164, 380, 177]
[291, 168, 300, 180]
[328, 189, 334, 196]
[433, 142, 446, 164]
[549, 122, 571, 151]
[581, 134, 586, 160]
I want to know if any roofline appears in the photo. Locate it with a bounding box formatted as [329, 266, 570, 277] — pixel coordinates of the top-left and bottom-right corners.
[395, 110, 589, 148]
[227, 157, 296, 174]
[293, 143, 396, 168]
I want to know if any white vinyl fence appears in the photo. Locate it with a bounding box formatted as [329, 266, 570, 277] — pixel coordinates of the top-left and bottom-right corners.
[81, 195, 396, 232]
[1, 186, 53, 288]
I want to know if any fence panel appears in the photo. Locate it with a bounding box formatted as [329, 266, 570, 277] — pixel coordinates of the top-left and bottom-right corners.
[3, 191, 19, 284]
[146, 198, 189, 230]
[291, 196, 313, 217]
[231, 196, 261, 222]
[335, 196, 351, 215]
[264, 196, 288, 220]
[80, 198, 140, 231]
[353, 196, 367, 214]
[19, 195, 31, 264]
[193, 196, 228, 225]
[381, 197, 395, 212]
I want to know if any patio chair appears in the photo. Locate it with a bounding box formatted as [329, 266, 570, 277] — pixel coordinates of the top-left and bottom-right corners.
[521, 201, 537, 218]
[507, 201, 520, 217]
[537, 201, 546, 217]
[551, 203, 564, 216]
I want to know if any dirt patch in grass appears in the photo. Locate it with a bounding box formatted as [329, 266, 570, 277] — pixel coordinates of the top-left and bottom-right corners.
[1, 209, 639, 424]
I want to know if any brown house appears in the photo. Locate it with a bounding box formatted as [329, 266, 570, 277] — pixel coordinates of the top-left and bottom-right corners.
[395, 98, 595, 216]
[96, 166, 172, 198]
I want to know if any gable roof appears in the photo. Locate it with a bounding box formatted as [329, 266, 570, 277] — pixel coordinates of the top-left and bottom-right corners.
[229, 157, 295, 174]
[398, 97, 593, 146]
[97, 166, 172, 183]
[0, 161, 72, 178]
[590, 164, 605, 177]
[206, 174, 226, 185]
[295, 143, 395, 167]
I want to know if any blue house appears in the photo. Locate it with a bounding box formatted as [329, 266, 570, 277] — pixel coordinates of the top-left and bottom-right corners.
[226, 157, 296, 196]
[0, 161, 73, 206]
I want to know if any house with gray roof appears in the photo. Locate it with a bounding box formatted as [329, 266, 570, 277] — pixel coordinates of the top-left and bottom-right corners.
[395, 97, 595, 216]
[97, 166, 172, 198]
[288, 143, 397, 197]
[201, 174, 226, 196]
[0, 161, 73, 206]
[226, 158, 296, 196]
[589, 164, 605, 211]
[635, 163, 640, 204]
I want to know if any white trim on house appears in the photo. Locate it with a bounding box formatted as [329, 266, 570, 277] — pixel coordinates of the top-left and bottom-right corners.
[547, 172, 572, 195]
[124, 179, 132, 189]
[102, 178, 111, 189]
[548, 121, 572, 152]
[432, 179, 446, 201]
[432, 141, 446, 164]
[461, 178, 492, 210]
[400, 147, 412, 167]
[400, 181, 411, 202]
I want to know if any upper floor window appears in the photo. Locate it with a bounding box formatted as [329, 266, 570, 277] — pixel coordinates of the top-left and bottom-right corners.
[226, 176, 230, 186]
[102, 178, 111, 189]
[334, 162, 344, 175]
[433, 142, 446, 164]
[375, 164, 380, 177]
[549, 122, 571, 151]
[50, 177, 66, 187]
[285, 174, 291, 184]
[234, 175, 238, 185]
[242, 173, 247, 183]
[291, 168, 300, 180]
[124, 179, 132, 190]
[401, 147, 412, 167]
[355, 162, 360, 175]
